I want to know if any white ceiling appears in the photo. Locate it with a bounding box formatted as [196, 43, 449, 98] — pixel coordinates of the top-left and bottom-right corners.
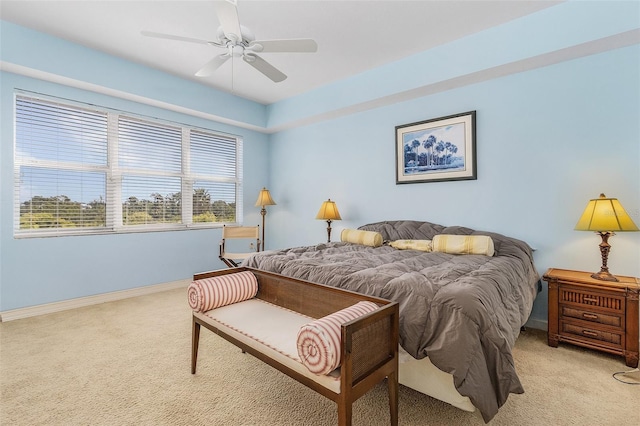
[0, 0, 562, 105]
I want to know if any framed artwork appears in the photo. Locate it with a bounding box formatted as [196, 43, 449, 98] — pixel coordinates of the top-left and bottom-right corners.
[395, 111, 476, 184]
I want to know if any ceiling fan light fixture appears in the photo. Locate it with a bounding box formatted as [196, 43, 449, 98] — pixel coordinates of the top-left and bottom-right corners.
[230, 44, 244, 57]
[141, 0, 317, 83]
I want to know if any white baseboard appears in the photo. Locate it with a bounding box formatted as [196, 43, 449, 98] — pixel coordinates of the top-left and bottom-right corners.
[0, 279, 190, 322]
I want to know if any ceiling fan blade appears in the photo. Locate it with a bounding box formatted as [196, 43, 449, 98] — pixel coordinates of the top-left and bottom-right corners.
[243, 54, 287, 83]
[141, 30, 211, 45]
[195, 54, 230, 77]
[249, 39, 318, 53]
[214, 0, 242, 42]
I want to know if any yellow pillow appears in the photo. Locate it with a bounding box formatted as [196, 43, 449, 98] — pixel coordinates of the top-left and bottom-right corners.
[341, 229, 383, 247]
[431, 234, 495, 256]
[389, 239, 432, 252]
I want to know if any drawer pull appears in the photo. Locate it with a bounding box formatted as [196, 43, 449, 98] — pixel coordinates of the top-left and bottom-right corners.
[582, 313, 599, 320]
[583, 297, 598, 303]
[582, 330, 599, 338]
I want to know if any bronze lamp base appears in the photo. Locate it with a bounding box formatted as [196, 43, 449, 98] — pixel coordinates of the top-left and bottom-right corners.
[591, 270, 619, 282]
[591, 231, 619, 282]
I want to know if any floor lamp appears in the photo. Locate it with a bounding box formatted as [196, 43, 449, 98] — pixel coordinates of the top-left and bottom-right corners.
[255, 188, 276, 251]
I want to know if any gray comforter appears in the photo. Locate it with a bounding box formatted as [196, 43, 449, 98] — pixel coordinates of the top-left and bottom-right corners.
[243, 220, 540, 422]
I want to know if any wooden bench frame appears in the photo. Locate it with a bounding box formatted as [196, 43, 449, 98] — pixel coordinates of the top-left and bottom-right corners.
[191, 267, 399, 426]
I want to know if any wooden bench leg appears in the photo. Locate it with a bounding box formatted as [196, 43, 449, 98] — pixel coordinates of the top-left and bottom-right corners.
[388, 373, 399, 426]
[337, 400, 352, 426]
[191, 318, 200, 374]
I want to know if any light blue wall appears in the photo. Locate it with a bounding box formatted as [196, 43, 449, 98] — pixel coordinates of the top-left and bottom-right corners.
[266, 44, 640, 328]
[0, 23, 270, 311]
[1, 1, 639, 329]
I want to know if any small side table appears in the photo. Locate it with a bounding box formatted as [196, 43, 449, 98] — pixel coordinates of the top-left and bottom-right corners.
[543, 268, 639, 368]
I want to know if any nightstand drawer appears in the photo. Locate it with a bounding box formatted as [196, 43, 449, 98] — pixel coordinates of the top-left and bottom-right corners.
[559, 286, 625, 313]
[560, 305, 622, 328]
[560, 321, 623, 348]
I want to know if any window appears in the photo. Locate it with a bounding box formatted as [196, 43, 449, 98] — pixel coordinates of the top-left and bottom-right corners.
[14, 94, 243, 237]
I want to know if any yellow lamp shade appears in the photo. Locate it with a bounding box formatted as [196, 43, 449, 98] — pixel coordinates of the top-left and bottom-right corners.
[575, 194, 639, 232]
[255, 188, 276, 207]
[316, 199, 341, 221]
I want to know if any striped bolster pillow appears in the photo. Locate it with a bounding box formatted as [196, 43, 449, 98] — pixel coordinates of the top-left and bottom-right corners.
[296, 301, 379, 375]
[188, 271, 258, 313]
[431, 234, 495, 256]
[341, 229, 383, 247]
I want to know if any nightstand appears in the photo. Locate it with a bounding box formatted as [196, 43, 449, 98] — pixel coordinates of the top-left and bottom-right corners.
[543, 268, 639, 367]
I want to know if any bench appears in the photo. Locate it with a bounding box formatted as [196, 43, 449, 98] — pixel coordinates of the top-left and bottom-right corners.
[190, 267, 399, 426]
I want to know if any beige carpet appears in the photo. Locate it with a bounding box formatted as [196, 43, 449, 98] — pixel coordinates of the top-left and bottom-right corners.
[1, 288, 638, 426]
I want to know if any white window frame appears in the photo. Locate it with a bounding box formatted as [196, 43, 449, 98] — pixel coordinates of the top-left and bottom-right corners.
[13, 92, 243, 238]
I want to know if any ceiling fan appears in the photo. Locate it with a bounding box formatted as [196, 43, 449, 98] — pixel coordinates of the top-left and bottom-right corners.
[141, 0, 317, 83]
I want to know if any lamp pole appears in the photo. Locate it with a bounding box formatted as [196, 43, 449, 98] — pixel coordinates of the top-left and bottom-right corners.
[260, 206, 267, 251]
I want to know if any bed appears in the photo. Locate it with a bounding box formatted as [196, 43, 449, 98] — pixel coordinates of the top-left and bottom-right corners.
[242, 220, 540, 422]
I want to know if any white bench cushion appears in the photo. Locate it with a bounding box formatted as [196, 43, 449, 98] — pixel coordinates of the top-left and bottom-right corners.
[195, 299, 341, 393]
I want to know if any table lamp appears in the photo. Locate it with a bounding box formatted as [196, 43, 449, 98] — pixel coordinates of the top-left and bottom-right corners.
[316, 199, 341, 243]
[575, 193, 639, 282]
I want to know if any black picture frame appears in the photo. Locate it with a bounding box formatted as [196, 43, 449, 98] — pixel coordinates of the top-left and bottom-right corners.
[395, 111, 476, 184]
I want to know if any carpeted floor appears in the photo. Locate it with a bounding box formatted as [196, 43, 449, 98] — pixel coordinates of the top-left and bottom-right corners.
[1, 287, 638, 425]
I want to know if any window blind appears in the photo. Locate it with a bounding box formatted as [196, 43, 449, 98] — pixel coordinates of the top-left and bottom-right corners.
[118, 117, 183, 226]
[15, 97, 108, 233]
[190, 130, 238, 223]
[14, 94, 243, 237]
